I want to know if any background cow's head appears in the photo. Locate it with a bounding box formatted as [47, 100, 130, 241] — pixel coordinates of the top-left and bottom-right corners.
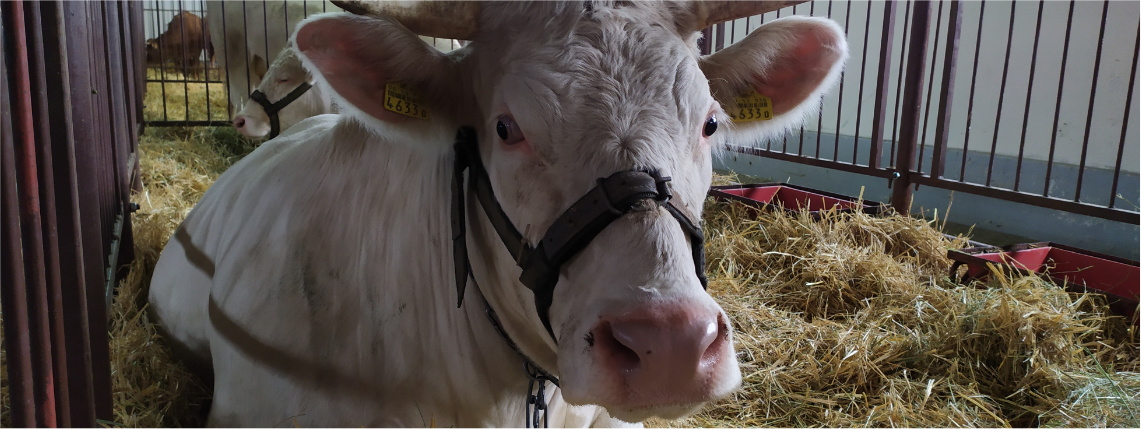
[233, 42, 328, 139]
[293, 1, 846, 422]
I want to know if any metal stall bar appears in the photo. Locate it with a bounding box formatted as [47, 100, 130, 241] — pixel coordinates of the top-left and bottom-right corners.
[1, 10, 39, 426]
[4, 2, 59, 426]
[885, 1, 912, 167]
[40, 1, 100, 424]
[1108, 31, 1139, 210]
[914, 0, 944, 176]
[889, 0, 932, 214]
[1012, 0, 1045, 192]
[867, 1, 897, 170]
[852, 2, 874, 165]
[957, 0, 987, 183]
[23, 2, 73, 424]
[67, 1, 116, 418]
[1072, 0, 1110, 203]
[983, 1, 1017, 187]
[928, 0, 961, 181]
[1041, 0, 1077, 197]
[832, 1, 852, 162]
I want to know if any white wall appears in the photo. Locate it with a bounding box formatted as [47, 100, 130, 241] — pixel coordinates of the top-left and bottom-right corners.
[721, 0, 1139, 174]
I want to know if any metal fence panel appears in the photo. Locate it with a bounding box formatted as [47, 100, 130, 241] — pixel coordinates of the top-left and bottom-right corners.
[704, 0, 1139, 224]
[1, 0, 143, 425]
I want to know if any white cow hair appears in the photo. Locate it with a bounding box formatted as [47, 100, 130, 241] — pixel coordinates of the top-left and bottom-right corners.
[234, 42, 338, 138]
[151, 3, 849, 426]
[291, 12, 459, 156]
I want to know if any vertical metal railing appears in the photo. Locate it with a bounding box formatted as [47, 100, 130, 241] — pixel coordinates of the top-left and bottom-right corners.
[2, 0, 143, 425]
[702, 0, 1138, 224]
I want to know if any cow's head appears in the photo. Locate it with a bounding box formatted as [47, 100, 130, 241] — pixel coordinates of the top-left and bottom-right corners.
[233, 43, 327, 139]
[145, 38, 161, 64]
[293, 1, 846, 422]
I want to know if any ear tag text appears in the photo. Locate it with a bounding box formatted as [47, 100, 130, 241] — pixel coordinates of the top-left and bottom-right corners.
[384, 83, 430, 119]
[728, 89, 773, 122]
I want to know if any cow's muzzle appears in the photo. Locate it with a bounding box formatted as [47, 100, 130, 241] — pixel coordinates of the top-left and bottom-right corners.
[450, 127, 707, 341]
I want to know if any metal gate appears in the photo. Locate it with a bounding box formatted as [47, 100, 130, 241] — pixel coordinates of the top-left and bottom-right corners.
[702, 0, 1139, 226]
[2, 1, 144, 426]
[141, 0, 458, 127]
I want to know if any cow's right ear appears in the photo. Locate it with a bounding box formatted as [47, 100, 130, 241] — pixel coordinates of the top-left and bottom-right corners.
[293, 13, 454, 126]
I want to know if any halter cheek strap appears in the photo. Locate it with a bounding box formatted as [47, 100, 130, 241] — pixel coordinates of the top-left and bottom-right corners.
[450, 127, 707, 341]
[249, 81, 313, 139]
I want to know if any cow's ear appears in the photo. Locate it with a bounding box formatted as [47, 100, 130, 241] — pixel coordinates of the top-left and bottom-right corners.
[700, 16, 847, 140]
[251, 55, 269, 83]
[293, 13, 453, 125]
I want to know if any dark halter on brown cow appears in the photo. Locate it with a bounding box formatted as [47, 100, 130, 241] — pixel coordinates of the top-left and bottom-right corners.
[449, 127, 708, 427]
[248, 81, 313, 139]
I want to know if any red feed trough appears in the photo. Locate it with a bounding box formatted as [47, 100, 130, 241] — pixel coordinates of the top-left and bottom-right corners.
[708, 183, 885, 218]
[948, 242, 1140, 319]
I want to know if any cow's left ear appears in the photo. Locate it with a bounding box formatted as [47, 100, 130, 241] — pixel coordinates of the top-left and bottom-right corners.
[293, 13, 458, 132]
[700, 16, 847, 141]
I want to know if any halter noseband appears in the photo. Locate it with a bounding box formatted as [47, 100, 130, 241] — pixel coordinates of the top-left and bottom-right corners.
[450, 127, 707, 341]
[249, 81, 313, 139]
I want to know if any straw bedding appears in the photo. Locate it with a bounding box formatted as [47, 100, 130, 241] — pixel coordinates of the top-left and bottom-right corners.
[1, 119, 1136, 426]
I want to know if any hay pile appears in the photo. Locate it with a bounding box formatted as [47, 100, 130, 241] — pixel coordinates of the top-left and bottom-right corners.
[649, 192, 1139, 428]
[104, 126, 254, 427]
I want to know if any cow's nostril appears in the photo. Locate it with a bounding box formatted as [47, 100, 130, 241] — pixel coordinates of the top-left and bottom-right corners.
[233, 116, 246, 129]
[595, 322, 640, 372]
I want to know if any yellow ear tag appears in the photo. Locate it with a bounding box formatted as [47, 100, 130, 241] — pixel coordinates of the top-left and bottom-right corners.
[383, 83, 430, 120]
[727, 89, 773, 122]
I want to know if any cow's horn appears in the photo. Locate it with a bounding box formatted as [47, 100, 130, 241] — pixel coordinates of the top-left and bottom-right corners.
[689, 1, 809, 30]
[331, 1, 480, 40]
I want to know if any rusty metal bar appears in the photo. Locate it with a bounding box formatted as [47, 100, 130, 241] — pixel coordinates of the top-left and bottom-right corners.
[889, 0, 931, 214]
[41, 1, 99, 424]
[1072, 0, 1110, 203]
[24, 2, 73, 424]
[929, 0, 961, 181]
[1013, 0, 1044, 192]
[957, 0, 986, 182]
[983, 1, 1016, 187]
[1, 11, 38, 425]
[1042, 0, 1077, 197]
[868, 1, 897, 169]
[7, 1, 60, 425]
[1109, 30, 1138, 210]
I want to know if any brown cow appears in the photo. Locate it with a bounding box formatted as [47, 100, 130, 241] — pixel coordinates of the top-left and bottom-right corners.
[146, 11, 214, 76]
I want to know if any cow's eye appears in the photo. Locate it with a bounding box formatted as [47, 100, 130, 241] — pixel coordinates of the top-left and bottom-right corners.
[703, 115, 718, 137]
[277, 78, 289, 84]
[496, 115, 525, 145]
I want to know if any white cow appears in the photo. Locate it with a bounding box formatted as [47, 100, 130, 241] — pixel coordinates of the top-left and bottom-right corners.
[150, 2, 847, 427]
[205, 1, 341, 114]
[231, 42, 333, 139]
[206, 1, 459, 117]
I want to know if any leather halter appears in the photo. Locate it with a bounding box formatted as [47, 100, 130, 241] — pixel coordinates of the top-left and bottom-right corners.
[450, 127, 708, 341]
[249, 81, 313, 139]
